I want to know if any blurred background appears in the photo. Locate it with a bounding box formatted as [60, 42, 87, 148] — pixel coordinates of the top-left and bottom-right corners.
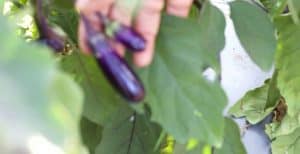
[0, 0, 273, 154]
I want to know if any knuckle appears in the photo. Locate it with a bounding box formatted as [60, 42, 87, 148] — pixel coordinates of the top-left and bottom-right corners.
[168, 0, 192, 9]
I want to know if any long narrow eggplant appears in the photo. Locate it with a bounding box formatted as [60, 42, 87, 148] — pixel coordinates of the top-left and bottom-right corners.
[81, 14, 145, 102]
[35, 0, 65, 52]
[96, 12, 146, 52]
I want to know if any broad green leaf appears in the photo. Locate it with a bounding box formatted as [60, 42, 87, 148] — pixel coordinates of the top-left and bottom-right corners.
[95, 105, 161, 154]
[214, 118, 246, 154]
[0, 15, 83, 151]
[230, 1, 276, 70]
[80, 116, 103, 154]
[266, 114, 300, 139]
[275, 15, 300, 116]
[61, 51, 123, 126]
[197, 1, 226, 72]
[271, 127, 300, 154]
[292, 0, 300, 12]
[173, 119, 245, 154]
[173, 140, 211, 154]
[138, 2, 227, 146]
[229, 81, 279, 124]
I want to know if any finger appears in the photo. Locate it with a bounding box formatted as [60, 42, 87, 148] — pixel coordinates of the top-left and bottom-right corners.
[133, 0, 164, 67]
[109, 3, 133, 56]
[78, 20, 90, 54]
[76, 0, 114, 54]
[76, 0, 114, 15]
[166, 0, 194, 17]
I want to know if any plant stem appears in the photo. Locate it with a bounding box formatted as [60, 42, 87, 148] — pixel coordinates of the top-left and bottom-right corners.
[153, 131, 166, 152]
[288, 0, 300, 24]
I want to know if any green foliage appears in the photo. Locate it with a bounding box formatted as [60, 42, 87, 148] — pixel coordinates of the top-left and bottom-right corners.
[95, 106, 161, 154]
[230, 0, 277, 71]
[214, 118, 246, 154]
[173, 141, 208, 154]
[62, 1, 227, 148]
[271, 127, 300, 154]
[265, 71, 281, 109]
[138, 2, 227, 146]
[229, 11, 300, 154]
[0, 15, 83, 152]
[61, 52, 123, 126]
[51, 0, 74, 9]
[261, 15, 300, 153]
[48, 8, 78, 43]
[173, 119, 246, 154]
[80, 116, 103, 154]
[229, 80, 280, 124]
[5, 0, 300, 153]
[292, 0, 300, 12]
[288, 0, 300, 24]
[259, 0, 288, 17]
[266, 114, 300, 139]
[275, 15, 300, 116]
[197, 1, 226, 72]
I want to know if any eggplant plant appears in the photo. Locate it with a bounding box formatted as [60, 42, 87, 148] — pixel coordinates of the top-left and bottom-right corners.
[1, 0, 300, 154]
[81, 14, 145, 102]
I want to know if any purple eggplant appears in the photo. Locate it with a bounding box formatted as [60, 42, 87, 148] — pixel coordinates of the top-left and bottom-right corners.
[39, 38, 65, 52]
[81, 14, 145, 102]
[96, 12, 146, 52]
[35, 0, 65, 52]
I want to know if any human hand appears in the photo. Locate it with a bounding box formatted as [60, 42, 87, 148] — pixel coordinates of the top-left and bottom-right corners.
[76, 0, 194, 67]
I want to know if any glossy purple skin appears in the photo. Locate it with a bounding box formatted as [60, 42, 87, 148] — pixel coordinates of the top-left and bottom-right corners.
[40, 38, 65, 52]
[95, 12, 146, 51]
[35, 0, 65, 52]
[115, 25, 146, 51]
[88, 35, 145, 102]
[97, 51, 145, 102]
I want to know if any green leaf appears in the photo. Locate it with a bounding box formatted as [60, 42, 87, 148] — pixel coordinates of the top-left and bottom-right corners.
[173, 119, 245, 154]
[80, 116, 103, 154]
[230, 1, 276, 70]
[271, 126, 300, 154]
[138, 2, 227, 146]
[173, 140, 211, 154]
[229, 81, 279, 124]
[49, 8, 78, 43]
[52, 0, 74, 9]
[95, 105, 161, 154]
[292, 0, 300, 12]
[265, 71, 281, 109]
[197, 1, 226, 72]
[214, 118, 246, 154]
[275, 15, 300, 116]
[266, 114, 300, 139]
[0, 15, 83, 149]
[259, 0, 288, 17]
[61, 51, 123, 126]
